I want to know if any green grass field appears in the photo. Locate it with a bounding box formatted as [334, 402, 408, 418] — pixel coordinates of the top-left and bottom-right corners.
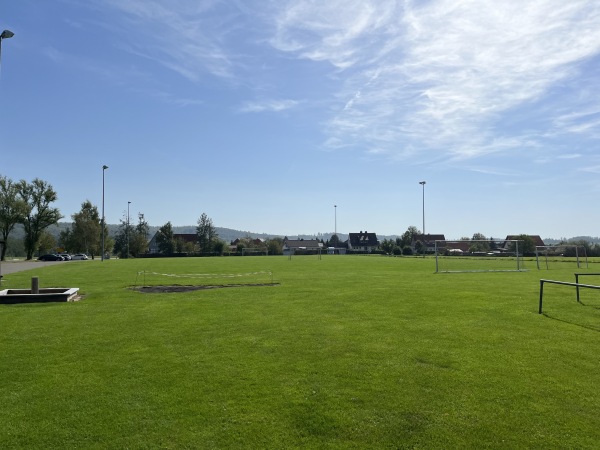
[1, 256, 600, 448]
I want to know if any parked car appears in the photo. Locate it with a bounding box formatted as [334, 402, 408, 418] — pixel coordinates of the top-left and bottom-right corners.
[38, 254, 64, 261]
[71, 254, 89, 260]
[59, 253, 72, 260]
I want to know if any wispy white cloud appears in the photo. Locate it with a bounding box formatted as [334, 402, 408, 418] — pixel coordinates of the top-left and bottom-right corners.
[93, 0, 239, 81]
[74, 0, 600, 167]
[266, 0, 600, 163]
[237, 99, 299, 113]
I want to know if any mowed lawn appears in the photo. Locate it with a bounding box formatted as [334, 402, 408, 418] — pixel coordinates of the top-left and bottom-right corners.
[1, 256, 600, 448]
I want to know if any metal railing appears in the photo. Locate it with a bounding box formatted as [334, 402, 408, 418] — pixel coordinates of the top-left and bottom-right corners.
[538, 274, 600, 314]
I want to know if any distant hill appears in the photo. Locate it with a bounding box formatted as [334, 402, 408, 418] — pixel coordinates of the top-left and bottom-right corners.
[8, 222, 597, 246]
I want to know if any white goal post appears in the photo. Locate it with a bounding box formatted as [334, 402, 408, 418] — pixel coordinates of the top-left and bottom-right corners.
[241, 248, 268, 256]
[434, 240, 525, 273]
[535, 245, 588, 270]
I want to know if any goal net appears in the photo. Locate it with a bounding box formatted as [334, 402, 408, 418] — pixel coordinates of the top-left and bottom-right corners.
[241, 248, 268, 256]
[134, 270, 274, 289]
[434, 240, 526, 273]
[535, 245, 589, 270]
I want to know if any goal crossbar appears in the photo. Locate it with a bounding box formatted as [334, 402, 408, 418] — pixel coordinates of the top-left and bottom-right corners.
[434, 240, 525, 273]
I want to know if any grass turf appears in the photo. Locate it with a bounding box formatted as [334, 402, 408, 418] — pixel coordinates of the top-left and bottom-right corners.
[1, 256, 600, 448]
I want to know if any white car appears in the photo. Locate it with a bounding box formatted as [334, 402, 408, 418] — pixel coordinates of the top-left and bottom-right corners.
[71, 254, 89, 260]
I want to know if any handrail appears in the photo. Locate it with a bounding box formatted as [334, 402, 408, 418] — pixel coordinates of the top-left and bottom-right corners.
[539, 279, 600, 314]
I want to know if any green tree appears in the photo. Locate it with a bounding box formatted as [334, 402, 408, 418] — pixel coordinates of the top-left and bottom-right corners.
[400, 226, 420, 248]
[37, 231, 56, 255]
[156, 221, 175, 255]
[508, 234, 535, 255]
[130, 213, 150, 257]
[0, 175, 27, 260]
[469, 232, 489, 252]
[70, 200, 101, 256]
[266, 237, 283, 255]
[196, 213, 218, 254]
[17, 178, 62, 260]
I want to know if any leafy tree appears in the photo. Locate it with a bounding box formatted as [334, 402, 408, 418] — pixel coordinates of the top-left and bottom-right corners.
[266, 237, 283, 255]
[400, 226, 420, 248]
[508, 234, 535, 255]
[329, 234, 343, 247]
[469, 232, 489, 252]
[130, 213, 150, 257]
[59, 228, 74, 252]
[175, 236, 195, 253]
[37, 231, 56, 255]
[196, 213, 218, 254]
[0, 175, 27, 260]
[156, 221, 175, 255]
[113, 212, 148, 258]
[69, 200, 101, 256]
[414, 240, 423, 254]
[212, 239, 226, 255]
[17, 178, 62, 260]
[380, 238, 395, 255]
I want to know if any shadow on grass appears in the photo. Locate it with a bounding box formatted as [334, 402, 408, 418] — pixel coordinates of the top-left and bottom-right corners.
[541, 312, 600, 333]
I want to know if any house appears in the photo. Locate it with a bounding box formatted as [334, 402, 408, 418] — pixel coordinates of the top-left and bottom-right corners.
[412, 234, 446, 253]
[347, 231, 379, 252]
[148, 232, 197, 254]
[503, 235, 545, 252]
[282, 237, 323, 255]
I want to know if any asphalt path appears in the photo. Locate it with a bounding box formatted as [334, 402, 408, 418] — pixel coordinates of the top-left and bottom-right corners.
[0, 260, 73, 276]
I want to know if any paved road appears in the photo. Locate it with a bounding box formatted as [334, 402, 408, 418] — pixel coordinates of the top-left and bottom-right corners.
[0, 260, 67, 276]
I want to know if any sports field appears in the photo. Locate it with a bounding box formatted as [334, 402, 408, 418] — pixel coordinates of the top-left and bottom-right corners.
[1, 255, 599, 448]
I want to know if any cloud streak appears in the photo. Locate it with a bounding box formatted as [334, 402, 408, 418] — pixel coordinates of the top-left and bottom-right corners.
[266, 0, 600, 163]
[84, 0, 600, 168]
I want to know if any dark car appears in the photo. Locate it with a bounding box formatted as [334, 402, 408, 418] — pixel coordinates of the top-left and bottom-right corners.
[38, 254, 64, 261]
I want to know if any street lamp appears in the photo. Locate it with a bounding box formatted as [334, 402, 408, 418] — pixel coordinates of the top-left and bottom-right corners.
[127, 201, 131, 258]
[419, 181, 426, 255]
[101, 165, 108, 261]
[0, 29, 15, 69]
[334, 205, 337, 236]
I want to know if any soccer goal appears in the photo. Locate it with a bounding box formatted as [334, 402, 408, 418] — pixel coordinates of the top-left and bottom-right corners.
[241, 248, 268, 256]
[535, 245, 589, 270]
[434, 240, 526, 273]
[134, 270, 274, 290]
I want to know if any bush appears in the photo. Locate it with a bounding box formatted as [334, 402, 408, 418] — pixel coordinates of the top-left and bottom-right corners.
[402, 246, 413, 256]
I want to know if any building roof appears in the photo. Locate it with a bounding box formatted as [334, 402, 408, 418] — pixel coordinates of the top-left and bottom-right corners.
[413, 234, 446, 243]
[174, 233, 197, 244]
[283, 239, 322, 249]
[505, 235, 545, 247]
[348, 231, 379, 247]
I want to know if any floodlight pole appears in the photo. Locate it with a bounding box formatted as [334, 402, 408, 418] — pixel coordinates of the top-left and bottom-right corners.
[127, 201, 131, 258]
[101, 165, 108, 261]
[334, 205, 337, 236]
[419, 181, 426, 256]
[0, 29, 15, 70]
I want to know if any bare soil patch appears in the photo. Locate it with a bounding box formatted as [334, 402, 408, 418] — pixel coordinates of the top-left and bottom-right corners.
[132, 283, 279, 294]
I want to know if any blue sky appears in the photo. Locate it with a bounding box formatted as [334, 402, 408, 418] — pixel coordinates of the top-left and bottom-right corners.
[2, 0, 600, 240]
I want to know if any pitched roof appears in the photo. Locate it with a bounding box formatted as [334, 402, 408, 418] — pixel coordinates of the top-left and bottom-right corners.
[174, 233, 197, 244]
[413, 234, 446, 243]
[348, 231, 379, 247]
[505, 235, 545, 246]
[284, 239, 322, 249]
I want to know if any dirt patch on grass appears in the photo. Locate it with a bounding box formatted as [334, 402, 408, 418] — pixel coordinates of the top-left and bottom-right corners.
[132, 283, 279, 294]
